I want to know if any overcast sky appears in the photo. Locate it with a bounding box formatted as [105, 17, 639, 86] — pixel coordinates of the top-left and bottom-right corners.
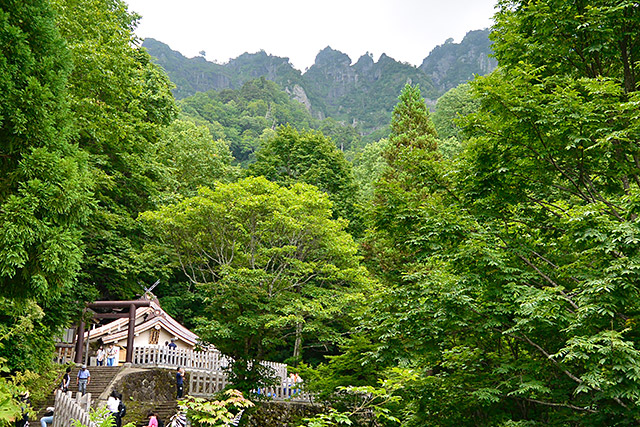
[125, 0, 498, 72]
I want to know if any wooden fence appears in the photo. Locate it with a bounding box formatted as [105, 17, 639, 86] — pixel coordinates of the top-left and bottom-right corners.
[52, 390, 94, 427]
[188, 370, 311, 402]
[131, 346, 288, 380]
[132, 345, 232, 371]
[189, 370, 229, 396]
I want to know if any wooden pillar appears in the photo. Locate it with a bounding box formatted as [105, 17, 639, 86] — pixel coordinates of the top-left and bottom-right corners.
[74, 319, 85, 364]
[126, 303, 136, 363]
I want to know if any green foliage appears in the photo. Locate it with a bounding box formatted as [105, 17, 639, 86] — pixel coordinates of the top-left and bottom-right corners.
[0, 0, 93, 385]
[248, 125, 361, 234]
[0, 360, 20, 426]
[431, 83, 480, 158]
[50, 0, 179, 299]
[155, 119, 238, 200]
[338, 1, 640, 425]
[179, 77, 315, 164]
[0, 0, 92, 302]
[141, 177, 369, 388]
[177, 391, 254, 427]
[351, 138, 390, 209]
[71, 405, 136, 427]
[299, 385, 401, 427]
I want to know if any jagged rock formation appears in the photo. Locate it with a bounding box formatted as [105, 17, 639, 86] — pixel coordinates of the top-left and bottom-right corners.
[420, 29, 497, 93]
[143, 29, 496, 139]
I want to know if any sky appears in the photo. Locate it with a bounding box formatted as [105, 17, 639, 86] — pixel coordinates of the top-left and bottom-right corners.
[125, 0, 498, 72]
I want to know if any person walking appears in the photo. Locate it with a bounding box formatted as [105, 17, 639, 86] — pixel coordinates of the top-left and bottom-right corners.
[96, 346, 106, 366]
[77, 365, 90, 395]
[176, 367, 184, 399]
[60, 367, 71, 392]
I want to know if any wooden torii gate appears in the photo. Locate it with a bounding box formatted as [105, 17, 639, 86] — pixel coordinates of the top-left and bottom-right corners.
[74, 299, 151, 364]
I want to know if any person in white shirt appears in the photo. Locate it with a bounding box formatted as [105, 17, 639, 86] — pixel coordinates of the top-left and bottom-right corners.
[96, 346, 106, 366]
[107, 344, 118, 366]
[106, 390, 122, 427]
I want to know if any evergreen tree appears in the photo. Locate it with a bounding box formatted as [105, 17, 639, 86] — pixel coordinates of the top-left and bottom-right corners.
[0, 0, 92, 374]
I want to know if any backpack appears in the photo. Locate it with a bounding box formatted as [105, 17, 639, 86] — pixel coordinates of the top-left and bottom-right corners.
[118, 401, 126, 418]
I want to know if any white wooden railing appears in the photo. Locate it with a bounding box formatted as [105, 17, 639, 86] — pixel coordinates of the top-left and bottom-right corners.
[132, 345, 232, 371]
[53, 390, 95, 427]
[132, 346, 288, 379]
[188, 370, 311, 402]
[189, 370, 229, 396]
[133, 345, 310, 401]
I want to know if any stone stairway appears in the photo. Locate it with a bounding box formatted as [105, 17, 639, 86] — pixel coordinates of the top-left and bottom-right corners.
[67, 366, 122, 398]
[34, 365, 122, 421]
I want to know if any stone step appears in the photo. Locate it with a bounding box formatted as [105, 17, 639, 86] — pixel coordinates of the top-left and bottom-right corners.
[34, 366, 122, 420]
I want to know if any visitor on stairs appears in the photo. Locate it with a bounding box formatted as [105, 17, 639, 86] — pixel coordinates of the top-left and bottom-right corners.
[77, 365, 90, 395]
[40, 406, 54, 427]
[107, 344, 118, 366]
[146, 411, 158, 427]
[59, 367, 71, 392]
[106, 390, 122, 427]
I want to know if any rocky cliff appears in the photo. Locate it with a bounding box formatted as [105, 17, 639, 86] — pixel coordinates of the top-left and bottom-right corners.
[143, 28, 496, 138]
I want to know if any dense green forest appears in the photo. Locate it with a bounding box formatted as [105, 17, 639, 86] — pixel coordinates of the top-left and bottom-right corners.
[3, 0, 640, 426]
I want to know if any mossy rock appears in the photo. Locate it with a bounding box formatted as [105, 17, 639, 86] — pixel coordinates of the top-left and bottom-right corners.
[114, 368, 180, 402]
[112, 368, 182, 425]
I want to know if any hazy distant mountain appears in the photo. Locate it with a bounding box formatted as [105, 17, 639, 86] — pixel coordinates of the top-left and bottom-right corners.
[143, 29, 496, 138]
[420, 30, 498, 93]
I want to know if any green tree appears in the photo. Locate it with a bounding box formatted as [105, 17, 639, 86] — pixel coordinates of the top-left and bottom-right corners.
[431, 82, 479, 159]
[248, 126, 361, 235]
[0, 0, 93, 374]
[351, 138, 390, 207]
[348, 2, 640, 425]
[366, 84, 443, 281]
[51, 0, 178, 299]
[140, 177, 368, 392]
[0, 0, 93, 417]
[155, 119, 238, 200]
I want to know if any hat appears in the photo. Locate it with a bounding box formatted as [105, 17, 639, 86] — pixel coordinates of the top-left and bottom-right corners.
[81, 364, 87, 369]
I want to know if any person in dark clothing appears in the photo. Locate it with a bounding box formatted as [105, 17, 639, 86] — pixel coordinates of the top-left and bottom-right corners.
[176, 367, 184, 398]
[60, 367, 71, 392]
[15, 391, 30, 427]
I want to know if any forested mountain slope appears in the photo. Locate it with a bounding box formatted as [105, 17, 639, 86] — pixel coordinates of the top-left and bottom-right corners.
[143, 29, 496, 139]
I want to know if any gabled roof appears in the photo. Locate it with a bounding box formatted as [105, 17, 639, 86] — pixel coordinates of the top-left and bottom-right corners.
[85, 295, 199, 346]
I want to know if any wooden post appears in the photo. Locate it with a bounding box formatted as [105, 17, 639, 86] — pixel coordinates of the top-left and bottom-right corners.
[74, 319, 85, 364]
[126, 303, 136, 363]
